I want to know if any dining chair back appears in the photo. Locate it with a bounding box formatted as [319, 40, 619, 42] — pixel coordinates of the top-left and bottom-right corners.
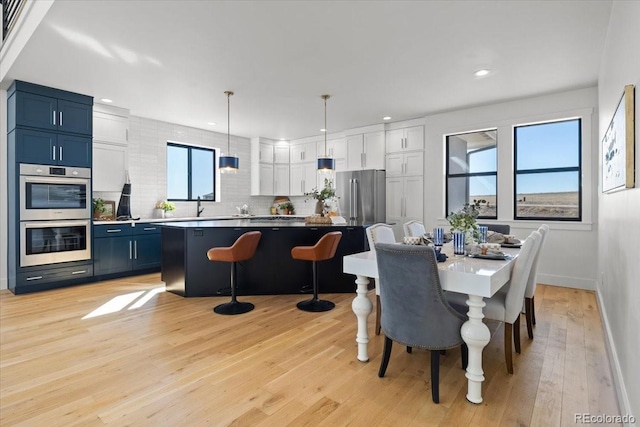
[374, 243, 467, 403]
[446, 229, 541, 374]
[478, 223, 511, 235]
[403, 220, 426, 238]
[524, 224, 549, 338]
[365, 223, 396, 335]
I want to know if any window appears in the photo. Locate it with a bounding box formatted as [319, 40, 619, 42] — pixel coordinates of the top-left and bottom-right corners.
[446, 130, 497, 218]
[167, 143, 216, 201]
[514, 119, 581, 220]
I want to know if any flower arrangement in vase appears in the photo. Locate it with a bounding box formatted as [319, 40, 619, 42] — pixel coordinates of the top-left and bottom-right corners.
[155, 200, 176, 218]
[447, 202, 481, 245]
[305, 178, 337, 216]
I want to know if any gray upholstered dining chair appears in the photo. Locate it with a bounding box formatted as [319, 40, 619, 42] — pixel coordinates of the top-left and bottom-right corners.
[402, 220, 426, 238]
[478, 223, 511, 235]
[365, 223, 396, 335]
[375, 243, 468, 403]
[447, 230, 541, 374]
[524, 224, 549, 339]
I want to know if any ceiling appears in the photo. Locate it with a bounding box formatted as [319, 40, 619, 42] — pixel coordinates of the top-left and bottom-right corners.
[1, 0, 612, 141]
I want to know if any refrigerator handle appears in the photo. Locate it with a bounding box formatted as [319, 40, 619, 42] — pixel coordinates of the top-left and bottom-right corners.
[350, 178, 357, 220]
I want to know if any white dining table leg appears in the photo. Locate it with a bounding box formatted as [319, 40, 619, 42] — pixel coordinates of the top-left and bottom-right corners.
[351, 274, 372, 362]
[461, 294, 491, 404]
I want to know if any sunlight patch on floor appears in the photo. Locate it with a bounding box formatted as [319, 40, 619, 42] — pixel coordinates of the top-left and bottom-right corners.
[82, 286, 165, 319]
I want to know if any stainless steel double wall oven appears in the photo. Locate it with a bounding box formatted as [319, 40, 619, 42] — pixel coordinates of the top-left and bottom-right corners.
[19, 164, 92, 267]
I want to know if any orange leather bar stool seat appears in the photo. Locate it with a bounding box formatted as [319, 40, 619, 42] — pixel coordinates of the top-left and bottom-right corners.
[291, 231, 342, 312]
[207, 231, 261, 315]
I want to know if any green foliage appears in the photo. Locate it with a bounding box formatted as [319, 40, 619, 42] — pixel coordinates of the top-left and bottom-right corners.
[305, 178, 336, 202]
[161, 201, 176, 212]
[278, 201, 294, 211]
[93, 198, 106, 213]
[447, 201, 480, 240]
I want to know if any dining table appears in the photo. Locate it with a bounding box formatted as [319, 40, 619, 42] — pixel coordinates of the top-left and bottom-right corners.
[343, 242, 520, 404]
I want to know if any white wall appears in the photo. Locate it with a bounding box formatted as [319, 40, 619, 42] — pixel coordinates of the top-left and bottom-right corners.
[93, 116, 253, 220]
[423, 87, 599, 290]
[597, 1, 640, 419]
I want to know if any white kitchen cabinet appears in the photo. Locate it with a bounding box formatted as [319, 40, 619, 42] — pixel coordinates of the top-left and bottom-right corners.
[260, 163, 274, 195]
[259, 143, 274, 163]
[290, 162, 317, 195]
[385, 126, 424, 153]
[92, 104, 129, 192]
[317, 137, 347, 159]
[93, 143, 128, 192]
[274, 164, 290, 195]
[347, 131, 385, 170]
[385, 151, 424, 177]
[386, 176, 424, 237]
[290, 141, 316, 164]
[93, 109, 129, 146]
[274, 145, 290, 163]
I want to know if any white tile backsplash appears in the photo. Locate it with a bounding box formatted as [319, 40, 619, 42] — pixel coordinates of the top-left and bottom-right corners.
[93, 115, 321, 219]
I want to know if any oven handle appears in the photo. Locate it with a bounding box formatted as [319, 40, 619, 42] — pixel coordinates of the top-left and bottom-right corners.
[21, 219, 91, 228]
[21, 175, 90, 186]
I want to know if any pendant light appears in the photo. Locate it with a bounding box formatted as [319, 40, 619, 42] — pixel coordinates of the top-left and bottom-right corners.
[317, 94, 335, 172]
[219, 90, 239, 173]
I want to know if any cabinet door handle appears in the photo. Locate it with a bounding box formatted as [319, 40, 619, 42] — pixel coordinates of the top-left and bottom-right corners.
[106, 229, 122, 233]
[363, 152, 366, 168]
[26, 276, 43, 281]
[59, 146, 63, 161]
[129, 241, 132, 259]
[143, 227, 156, 231]
[52, 111, 56, 126]
[360, 152, 364, 168]
[71, 270, 87, 275]
[52, 145, 56, 161]
[134, 241, 137, 259]
[59, 111, 63, 127]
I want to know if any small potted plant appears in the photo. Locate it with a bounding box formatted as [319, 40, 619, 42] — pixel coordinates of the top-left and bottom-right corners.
[278, 201, 294, 215]
[447, 201, 481, 245]
[93, 198, 106, 219]
[155, 200, 176, 218]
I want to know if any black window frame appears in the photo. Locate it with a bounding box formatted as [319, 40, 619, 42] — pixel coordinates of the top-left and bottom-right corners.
[445, 130, 498, 219]
[166, 142, 217, 202]
[513, 118, 582, 221]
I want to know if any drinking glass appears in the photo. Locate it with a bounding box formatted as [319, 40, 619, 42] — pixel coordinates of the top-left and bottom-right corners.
[453, 232, 466, 255]
[433, 227, 444, 246]
[478, 226, 488, 243]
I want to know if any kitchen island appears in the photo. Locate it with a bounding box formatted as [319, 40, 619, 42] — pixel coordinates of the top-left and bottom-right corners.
[160, 219, 365, 297]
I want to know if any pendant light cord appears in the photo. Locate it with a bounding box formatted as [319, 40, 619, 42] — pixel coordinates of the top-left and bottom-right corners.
[225, 90, 234, 154]
[322, 94, 330, 156]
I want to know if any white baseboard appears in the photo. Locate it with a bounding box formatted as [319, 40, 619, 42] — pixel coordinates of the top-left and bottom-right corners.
[596, 288, 635, 426]
[537, 273, 595, 290]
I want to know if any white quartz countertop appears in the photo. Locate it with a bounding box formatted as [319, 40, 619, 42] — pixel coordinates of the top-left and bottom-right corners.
[93, 215, 307, 226]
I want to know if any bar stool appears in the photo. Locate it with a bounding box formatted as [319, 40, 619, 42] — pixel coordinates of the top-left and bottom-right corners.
[291, 231, 342, 312]
[207, 231, 261, 315]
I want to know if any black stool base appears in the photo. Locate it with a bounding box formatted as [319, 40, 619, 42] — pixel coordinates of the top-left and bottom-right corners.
[297, 299, 335, 312]
[214, 301, 254, 315]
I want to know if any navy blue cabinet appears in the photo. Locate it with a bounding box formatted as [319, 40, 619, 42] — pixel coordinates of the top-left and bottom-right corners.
[14, 128, 91, 167]
[9, 83, 92, 136]
[94, 223, 161, 277]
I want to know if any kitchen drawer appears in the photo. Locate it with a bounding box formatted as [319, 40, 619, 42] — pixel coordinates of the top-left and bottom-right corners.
[93, 224, 133, 238]
[16, 263, 94, 291]
[132, 223, 161, 235]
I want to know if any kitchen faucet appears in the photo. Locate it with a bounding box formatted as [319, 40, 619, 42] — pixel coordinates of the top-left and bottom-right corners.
[197, 196, 204, 217]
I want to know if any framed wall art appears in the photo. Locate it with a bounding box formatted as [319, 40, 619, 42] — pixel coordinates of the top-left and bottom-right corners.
[602, 84, 635, 192]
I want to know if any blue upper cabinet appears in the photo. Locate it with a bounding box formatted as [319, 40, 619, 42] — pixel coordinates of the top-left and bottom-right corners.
[8, 81, 93, 137]
[14, 129, 91, 168]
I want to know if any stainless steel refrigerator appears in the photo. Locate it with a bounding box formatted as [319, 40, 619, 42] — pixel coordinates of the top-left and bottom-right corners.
[335, 169, 386, 224]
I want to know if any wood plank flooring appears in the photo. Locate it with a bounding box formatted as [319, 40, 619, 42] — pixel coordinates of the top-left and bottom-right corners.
[0, 275, 620, 426]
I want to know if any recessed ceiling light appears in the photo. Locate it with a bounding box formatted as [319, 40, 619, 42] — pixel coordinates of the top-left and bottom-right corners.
[280, 138, 286, 141]
[320, 128, 327, 132]
[207, 122, 216, 126]
[474, 69, 491, 77]
[383, 116, 391, 121]
[100, 98, 113, 103]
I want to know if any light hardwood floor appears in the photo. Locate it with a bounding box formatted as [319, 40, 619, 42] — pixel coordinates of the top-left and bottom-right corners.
[0, 275, 620, 426]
